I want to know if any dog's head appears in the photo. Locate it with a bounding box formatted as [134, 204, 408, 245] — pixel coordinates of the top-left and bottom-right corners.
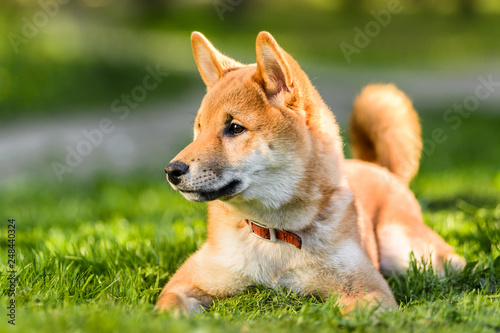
[165, 32, 337, 210]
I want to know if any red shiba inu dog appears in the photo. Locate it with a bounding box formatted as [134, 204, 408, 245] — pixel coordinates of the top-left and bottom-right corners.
[157, 31, 464, 313]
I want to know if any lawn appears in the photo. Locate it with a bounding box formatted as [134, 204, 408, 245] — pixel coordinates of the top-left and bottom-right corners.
[1, 110, 499, 332]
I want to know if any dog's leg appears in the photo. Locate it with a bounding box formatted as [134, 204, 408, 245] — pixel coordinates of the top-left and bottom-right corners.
[346, 160, 465, 276]
[339, 292, 397, 313]
[155, 256, 213, 314]
[333, 273, 399, 313]
[300, 237, 398, 312]
[312, 268, 399, 313]
[155, 244, 248, 314]
[376, 206, 465, 276]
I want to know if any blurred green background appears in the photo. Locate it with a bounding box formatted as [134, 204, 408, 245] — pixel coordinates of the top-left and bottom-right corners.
[1, 0, 500, 120]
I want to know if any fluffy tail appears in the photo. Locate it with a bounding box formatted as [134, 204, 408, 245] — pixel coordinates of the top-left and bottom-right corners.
[349, 84, 422, 185]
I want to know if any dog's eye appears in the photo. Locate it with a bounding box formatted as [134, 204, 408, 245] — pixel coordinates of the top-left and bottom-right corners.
[227, 123, 246, 136]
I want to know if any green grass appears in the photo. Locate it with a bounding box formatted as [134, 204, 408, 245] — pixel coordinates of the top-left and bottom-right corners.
[1, 111, 500, 332]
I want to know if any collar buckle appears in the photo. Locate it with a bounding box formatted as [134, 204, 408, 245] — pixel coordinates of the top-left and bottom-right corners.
[245, 219, 303, 249]
[249, 220, 277, 242]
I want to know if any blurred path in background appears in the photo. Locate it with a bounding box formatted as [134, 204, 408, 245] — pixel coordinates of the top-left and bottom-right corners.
[1, 64, 499, 184]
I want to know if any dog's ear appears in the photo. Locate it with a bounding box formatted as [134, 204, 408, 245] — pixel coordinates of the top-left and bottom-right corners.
[191, 32, 242, 89]
[254, 32, 293, 99]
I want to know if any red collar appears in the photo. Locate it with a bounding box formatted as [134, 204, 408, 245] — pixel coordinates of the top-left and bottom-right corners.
[245, 219, 302, 249]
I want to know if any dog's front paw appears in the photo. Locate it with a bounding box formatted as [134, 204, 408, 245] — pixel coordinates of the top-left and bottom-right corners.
[154, 292, 189, 316]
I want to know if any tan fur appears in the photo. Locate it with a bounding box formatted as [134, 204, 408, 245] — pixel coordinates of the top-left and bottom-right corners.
[156, 31, 464, 314]
[350, 84, 422, 184]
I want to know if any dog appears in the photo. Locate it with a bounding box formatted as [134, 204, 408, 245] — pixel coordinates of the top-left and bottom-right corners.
[156, 31, 465, 314]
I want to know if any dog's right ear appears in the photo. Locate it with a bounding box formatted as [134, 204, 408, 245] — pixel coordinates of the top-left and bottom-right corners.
[191, 32, 243, 89]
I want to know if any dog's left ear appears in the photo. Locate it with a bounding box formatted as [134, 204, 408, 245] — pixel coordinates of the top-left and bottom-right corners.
[191, 32, 243, 89]
[254, 32, 294, 100]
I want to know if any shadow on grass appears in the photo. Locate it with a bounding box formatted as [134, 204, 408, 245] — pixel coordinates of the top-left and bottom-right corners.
[421, 196, 500, 212]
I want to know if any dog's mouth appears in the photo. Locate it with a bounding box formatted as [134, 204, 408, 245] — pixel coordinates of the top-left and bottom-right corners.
[179, 179, 242, 202]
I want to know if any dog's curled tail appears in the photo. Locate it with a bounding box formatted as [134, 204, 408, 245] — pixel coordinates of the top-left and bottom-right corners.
[349, 84, 422, 185]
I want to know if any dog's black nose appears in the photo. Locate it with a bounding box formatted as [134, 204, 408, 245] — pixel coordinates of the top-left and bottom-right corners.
[165, 161, 189, 186]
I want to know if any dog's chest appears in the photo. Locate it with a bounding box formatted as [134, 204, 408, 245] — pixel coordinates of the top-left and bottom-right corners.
[215, 229, 320, 290]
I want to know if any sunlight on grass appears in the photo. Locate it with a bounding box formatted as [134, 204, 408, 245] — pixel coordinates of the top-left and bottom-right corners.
[1, 113, 499, 331]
